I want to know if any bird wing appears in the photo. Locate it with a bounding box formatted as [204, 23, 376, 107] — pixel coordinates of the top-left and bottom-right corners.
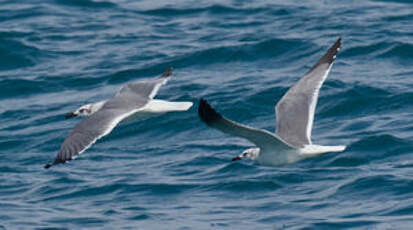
[275, 38, 341, 148]
[198, 99, 292, 151]
[45, 97, 148, 168]
[118, 67, 172, 99]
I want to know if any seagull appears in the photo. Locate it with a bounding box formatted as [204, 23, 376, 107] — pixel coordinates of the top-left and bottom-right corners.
[198, 38, 345, 166]
[45, 67, 193, 169]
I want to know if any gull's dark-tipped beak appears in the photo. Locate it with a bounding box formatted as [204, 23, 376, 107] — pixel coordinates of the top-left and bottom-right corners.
[65, 112, 78, 119]
[232, 156, 242, 161]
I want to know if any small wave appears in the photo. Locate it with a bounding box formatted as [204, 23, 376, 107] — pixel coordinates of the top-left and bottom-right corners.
[383, 13, 413, 22]
[0, 139, 21, 152]
[383, 202, 413, 216]
[0, 79, 50, 100]
[306, 220, 378, 229]
[378, 42, 413, 62]
[0, 6, 45, 22]
[327, 134, 411, 167]
[201, 179, 282, 193]
[173, 156, 226, 168]
[46, 216, 107, 226]
[128, 214, 150, 221]
[340, 41, 413, 64]
[0, 39, 38, 70]
[106, 38, 305, 84]
[0, 74, 108, 100]
[41, 182, 197, 202]
[371, 0, 413, 4]
[318, 83, 397, 119]
[334, 174, 412, 199]
[53, 0, 117, 8]
[349, 134, 410, 152]
[171, 37, 303, 66]
[140, 4, 266, 16]
[340, 42, 388, 59]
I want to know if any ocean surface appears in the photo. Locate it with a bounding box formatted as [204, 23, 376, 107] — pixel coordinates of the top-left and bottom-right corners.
[1, 0, 413, 229]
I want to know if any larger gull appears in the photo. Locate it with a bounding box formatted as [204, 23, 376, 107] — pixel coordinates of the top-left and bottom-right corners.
[45, 67, 192, 169]
[198, 38, 345, 166]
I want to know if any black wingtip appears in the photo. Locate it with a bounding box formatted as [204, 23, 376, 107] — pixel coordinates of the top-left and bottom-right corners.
[161, 67, 173, 78]
[315, 37, 342, 67]
[335, 37, 342, 51]
[198, 99, 222, 124]
[44, 158, 66, 169]
[328, 37, 341, 57]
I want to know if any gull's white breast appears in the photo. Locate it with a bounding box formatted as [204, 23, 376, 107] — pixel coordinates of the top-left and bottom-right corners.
[256, 144, 346, 166]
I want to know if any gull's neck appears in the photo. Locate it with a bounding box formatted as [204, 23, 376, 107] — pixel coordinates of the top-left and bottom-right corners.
[90, 100, 106, 114]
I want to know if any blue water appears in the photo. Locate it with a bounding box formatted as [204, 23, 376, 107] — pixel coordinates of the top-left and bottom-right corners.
[1, 0, 413, 229]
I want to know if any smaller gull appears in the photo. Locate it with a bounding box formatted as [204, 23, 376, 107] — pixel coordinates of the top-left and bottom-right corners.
[45, 67, 193, 169]
[198, 38, 345, 166]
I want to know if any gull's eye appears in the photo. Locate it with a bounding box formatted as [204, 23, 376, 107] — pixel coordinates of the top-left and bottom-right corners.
[79, 109, 86, 113]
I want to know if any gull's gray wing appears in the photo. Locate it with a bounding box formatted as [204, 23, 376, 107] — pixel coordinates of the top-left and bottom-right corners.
[275, 38, 341, 148]
[44, 67, 172, 169]
[44, 96, 148, 168]
[198, 99, 293, 151]
[118, 67, 172, 99]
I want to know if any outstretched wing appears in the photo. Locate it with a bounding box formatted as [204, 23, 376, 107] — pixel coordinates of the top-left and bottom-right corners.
[45, 99, 147, 169]
[198, 99, 292, 151]
[275, 38, 341, 148]
[119, 67, 172, 99]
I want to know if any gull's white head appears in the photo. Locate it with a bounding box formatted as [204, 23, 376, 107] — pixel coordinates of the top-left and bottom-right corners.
[65, 104, 93, 118]
[65, 101, 105, 119]
[232, 147, 260, 162]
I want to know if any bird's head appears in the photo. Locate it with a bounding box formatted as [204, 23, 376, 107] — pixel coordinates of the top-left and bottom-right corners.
[232, 148, 260, 162]
[65, 104, 92, 119]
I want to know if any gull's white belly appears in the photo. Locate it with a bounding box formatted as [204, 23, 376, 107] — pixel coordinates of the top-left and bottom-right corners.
[255, 144, 346, 166]
[256, 149, 304, 166]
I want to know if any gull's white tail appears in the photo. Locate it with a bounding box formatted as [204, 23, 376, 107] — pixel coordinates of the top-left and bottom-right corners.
[300, 145, 346, 156]
[145, 99, 193, 113]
